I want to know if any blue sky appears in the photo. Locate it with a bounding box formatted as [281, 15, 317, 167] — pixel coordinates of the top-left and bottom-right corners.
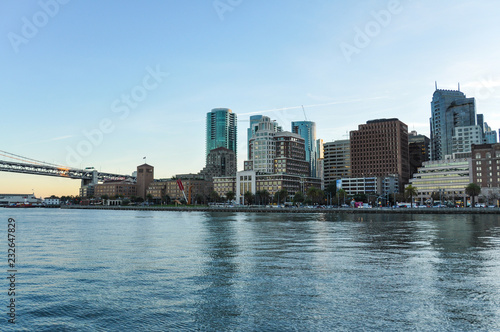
[1, 0, 500, 197]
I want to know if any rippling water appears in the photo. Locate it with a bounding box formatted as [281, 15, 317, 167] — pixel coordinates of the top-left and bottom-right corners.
[1, 209, 500, 331]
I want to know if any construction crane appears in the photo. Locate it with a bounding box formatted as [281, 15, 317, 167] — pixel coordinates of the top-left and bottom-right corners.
[301, 105, 308, 121]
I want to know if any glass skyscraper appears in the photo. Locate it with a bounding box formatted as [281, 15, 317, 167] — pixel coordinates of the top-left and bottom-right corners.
[430, 88, 476, 160]
[291, 121, 317, 177]
[206, 108, 237, 161]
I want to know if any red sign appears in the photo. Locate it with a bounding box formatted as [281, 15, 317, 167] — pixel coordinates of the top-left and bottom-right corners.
[176, 179, 184, 191]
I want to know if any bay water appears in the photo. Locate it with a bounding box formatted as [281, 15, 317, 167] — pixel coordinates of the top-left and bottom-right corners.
[1, 209, 500, 331]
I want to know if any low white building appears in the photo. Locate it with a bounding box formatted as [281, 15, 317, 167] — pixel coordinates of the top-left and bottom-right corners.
[44, 196, 61, 206]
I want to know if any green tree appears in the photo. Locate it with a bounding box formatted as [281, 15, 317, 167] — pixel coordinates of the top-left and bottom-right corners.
[273, 189, 288, 204]
[244, 191, 254, 205]
[209, 191, 220, 203]
[225, 191, 235, 203]
[337, 189, 347, 206]
[293, 192, 305, 205]
[465, 183, 481, 207]
[404, 185, 418, 208]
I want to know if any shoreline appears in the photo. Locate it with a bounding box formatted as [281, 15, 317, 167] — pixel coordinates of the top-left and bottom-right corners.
[59, 205, 500, 214]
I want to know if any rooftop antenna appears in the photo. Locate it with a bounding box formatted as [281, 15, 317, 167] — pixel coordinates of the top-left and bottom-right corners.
[458, 82, 460, 91]
[435, 81, 438, 90]
[301, 105, 308, 121]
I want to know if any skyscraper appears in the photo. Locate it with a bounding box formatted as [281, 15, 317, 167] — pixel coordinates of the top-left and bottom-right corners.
[247, 115, 281, 158]
[350, 118, 410, 192]
[206, 108, 237, 160]
[291, 121, 317, 177]
[430, 87, 476, 160]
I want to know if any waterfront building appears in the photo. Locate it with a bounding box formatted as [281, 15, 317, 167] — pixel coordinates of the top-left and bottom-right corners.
[199, 147, 237, 181]
[451, 125, 483, 155]
[234, 170, 321, 205]
[136, 164, 154, 199]
[471, 144, 500, 204]
[292, 121, 317, 177]
[94, 178, 137, 198]
[44, 196, 60, 206]
[323, 139, 351, 188]
[483, 123, 498, 144]
[147, 176, 212, 204]
[316, 139, 324, 187]
[247, 115, 281, 158]
[247, 117, 309, 176]
[408, 131, 430, 177]
[337, 177, 381, 196]
[213, 176, 236, 198]
[350, 118, 410, 192]
[206, 108, 237, 162]
[408, 155, 471, 204]
[430, 87, 476, 160]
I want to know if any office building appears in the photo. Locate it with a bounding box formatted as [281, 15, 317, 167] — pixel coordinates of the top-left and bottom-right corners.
[451, 125, 483, 154]
[206, 108, 237, 160]
[95, 178, 137, 198]
[247, 115, 281, 158]
[199, 147, 237, 181]
[430, 87, 476, 160]
[471, 143, 500, 190]
[408, 131, 430, 177]
[323, 139, 351, 188]
[350, 118, 410, 192]
[408, 156, 471, 204]
[292, 121, 317, 177]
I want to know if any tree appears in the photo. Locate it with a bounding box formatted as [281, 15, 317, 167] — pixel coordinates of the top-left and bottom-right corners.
[465, 183, 481, 207]
[163, 194, 171, 205]
[293, 192, 305, 205]
[306, 187, 320, 204]
[146, 194, 153, 204]
[209, 191, 220, 203]
[404, 185, 418, 208]
[225, 191, 235, 203]
[274, 189, 288, 204]
[244, 191, 254, 205]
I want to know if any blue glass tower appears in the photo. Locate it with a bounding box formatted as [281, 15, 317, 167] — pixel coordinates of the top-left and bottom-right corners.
[206, 108, 237, 161]
[291, 121, 317, 177]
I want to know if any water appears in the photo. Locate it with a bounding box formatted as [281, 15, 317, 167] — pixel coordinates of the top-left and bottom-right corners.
[1, 209, 500, 331]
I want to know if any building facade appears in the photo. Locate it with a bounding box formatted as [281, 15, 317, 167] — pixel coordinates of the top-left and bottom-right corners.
[136, 164, 154, 199]
[408, 156, 471, 204]
[452, 125, 483, 155]
[323, 139, 351, 188]
[471, 143, 500, 190]
[350, 118, 410, 192]
[292, 121, 317, 177]
[94, 179, 137, 198]
[430, 88, 476, 160]
[200, 147, 237, 181]
[206, 108, 237, 161]
[408, 131, 430, 177]
[147, 176, 213, 203]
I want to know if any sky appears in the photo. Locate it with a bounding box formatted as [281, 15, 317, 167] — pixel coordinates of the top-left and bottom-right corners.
[1, 0, 500, 198]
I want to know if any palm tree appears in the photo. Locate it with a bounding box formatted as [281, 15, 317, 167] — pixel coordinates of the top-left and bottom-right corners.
[404, 185, 418, 208]
[465, 183, 481, 207]
[337, 189, 347, 206]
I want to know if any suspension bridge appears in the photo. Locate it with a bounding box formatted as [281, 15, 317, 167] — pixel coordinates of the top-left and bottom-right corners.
[0, 150, 135, 186]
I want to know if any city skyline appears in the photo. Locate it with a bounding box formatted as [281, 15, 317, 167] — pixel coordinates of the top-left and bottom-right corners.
[1, 1, 500, 197]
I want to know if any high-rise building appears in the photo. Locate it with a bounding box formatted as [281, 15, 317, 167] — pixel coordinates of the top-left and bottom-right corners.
[323, 139, 351, 188]
[199, 147, 237, 181]
[247, 115, 281, 158]
[430, 87, 476, 160]
[246, 116, 309, 176]
[350, 118, 410, 192]
[451, 125, 483, 155]
[206, 108, 237, 161]
[292, 121, 317, 177]
[408, 131, 430, 177]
